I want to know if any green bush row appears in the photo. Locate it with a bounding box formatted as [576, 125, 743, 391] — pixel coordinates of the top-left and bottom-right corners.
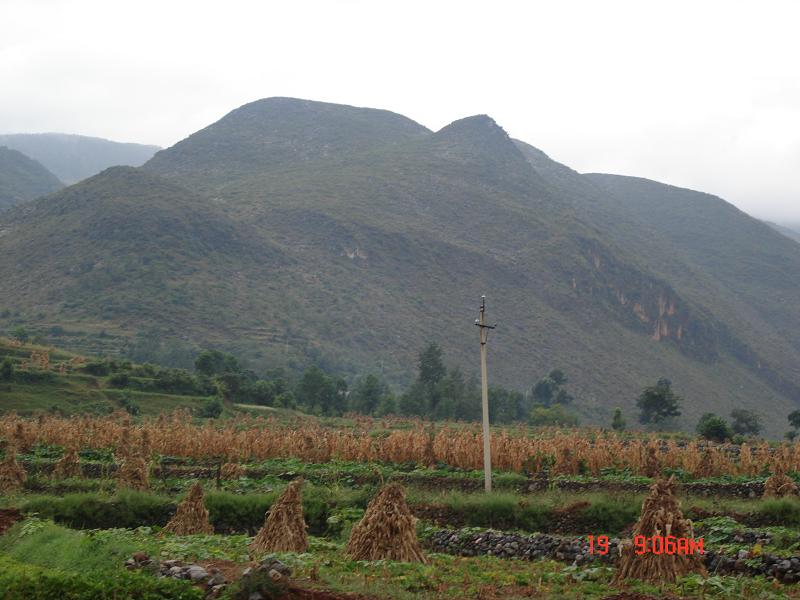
[19, 486, 645, 535]
[20, 487, 374, 535]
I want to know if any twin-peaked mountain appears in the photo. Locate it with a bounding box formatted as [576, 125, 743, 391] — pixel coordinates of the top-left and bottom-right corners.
[1, 97, 798, 433]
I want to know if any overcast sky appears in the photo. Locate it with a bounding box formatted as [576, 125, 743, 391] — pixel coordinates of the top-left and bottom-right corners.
[2, 0, 799, 223]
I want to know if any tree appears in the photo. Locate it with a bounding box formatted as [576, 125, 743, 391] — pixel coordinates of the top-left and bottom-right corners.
[531, 369, 573, 408]
[636, 378, 682, 424]
[349, 374, 388, 415]
[418, 343, 446, 387]
[788, 410, 800, 430]
[611, 408, 626, 431]
[489, 386, 526, 424]
[194, 349, 240, 377]
[730, 409, 762, 436]
[696, 413, 732, 442]
[397, 381, 428, 417]
[295, 367, 347, 416]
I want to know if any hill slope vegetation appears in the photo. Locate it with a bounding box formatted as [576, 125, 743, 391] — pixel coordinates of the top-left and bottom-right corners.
[1, 97, 798, 434]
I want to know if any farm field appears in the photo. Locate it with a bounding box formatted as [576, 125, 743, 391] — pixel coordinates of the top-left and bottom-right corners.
[4, 413, 800, 598]
[5, 339, 800, 598]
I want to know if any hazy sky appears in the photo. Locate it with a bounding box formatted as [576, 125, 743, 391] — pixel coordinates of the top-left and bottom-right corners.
[2, 0, 799, 223]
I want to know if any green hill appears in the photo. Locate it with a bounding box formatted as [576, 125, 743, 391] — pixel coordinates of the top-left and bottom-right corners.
[0, 146, 62, 210]
[0, 133, 160, 184]
[1, 97, 799, 434]
[0, 337, 214, 416]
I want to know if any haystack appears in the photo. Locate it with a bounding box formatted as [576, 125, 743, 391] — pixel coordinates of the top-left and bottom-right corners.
[163, 482, 214, 535]
[116, 455, 150, 490]
[0, 447, 26, 493]
[53, 447, 82, 479]
[249, 478, 308, 555]
[346, 482, 427, 564]
[764, 464, 798, 498]
[614, 476, 705, 584]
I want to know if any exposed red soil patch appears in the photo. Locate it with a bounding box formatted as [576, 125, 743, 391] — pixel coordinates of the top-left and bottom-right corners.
[284, 588, 380, 599]
[602, 594, 682, 600]
[199, 559, 250, 583]
[0, 508, 22, 535]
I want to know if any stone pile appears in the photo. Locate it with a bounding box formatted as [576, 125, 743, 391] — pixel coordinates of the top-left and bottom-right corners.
[125, 553, 227, 598]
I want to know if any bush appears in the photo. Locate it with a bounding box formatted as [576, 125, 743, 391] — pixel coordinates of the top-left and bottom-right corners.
[198, 399, 223, 419]
[696, 413, 733, 442]
[21, 491, 176, 530]
[82, 361, 111, 377]
[108, 373, 130, 388]
[1, 357, 13, 381]
[530, 404, 579, 427]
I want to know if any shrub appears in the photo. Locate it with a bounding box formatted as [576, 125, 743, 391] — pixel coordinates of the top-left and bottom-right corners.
[108, 373, 130, 388]
[21, 492, 176, 530]
[82, 361, 111, 376]
[197, 399, 223, 419]
[696, 413, 733, 442]
[1, 357, 13, 381]
[530, 404, 579, 427]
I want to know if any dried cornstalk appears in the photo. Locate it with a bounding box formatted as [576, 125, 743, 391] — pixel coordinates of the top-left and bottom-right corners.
[764, 464, 798, 498]
[116, 455, 149, 491]
[163, 482, 214, 535]
[220, 462, 246, 480]
[249, 478, 307, 555]
[0, 447, 26, 493]
[53, 447, 82, 479]
[347, 483, 427, 564]
[614, 476, 705, 584]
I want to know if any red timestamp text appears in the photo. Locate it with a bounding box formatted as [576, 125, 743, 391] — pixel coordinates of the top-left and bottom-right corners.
[587, 535, 704, 555]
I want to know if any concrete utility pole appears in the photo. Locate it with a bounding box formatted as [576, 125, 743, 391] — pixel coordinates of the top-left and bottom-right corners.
[475, 296, 496, 492]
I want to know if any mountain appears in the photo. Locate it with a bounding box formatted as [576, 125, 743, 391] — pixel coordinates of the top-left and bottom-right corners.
[767, 221, 800, 244]
[1, 97, 799, 434]
[0, 146, 62, 210]
[0, 133, 160, 184]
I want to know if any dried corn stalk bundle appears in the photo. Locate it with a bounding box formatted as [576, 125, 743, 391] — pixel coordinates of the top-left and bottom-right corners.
[163, 482, 214, 535]
[346, 483, 427, 564]
[0, 446, 26, 493]
[614, 476, 705, 584]
[764, 464, 798, 498]
[249, 478, 308, 556]
[220, 462, 246, 480]
[53, 447, 82, 479]
[116, 455, 150, 490]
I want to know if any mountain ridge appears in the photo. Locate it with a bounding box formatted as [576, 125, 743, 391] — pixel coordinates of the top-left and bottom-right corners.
[0, 145, 63, 210]
[2, 97, 798, 434]
[0, 133, 160, 184]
